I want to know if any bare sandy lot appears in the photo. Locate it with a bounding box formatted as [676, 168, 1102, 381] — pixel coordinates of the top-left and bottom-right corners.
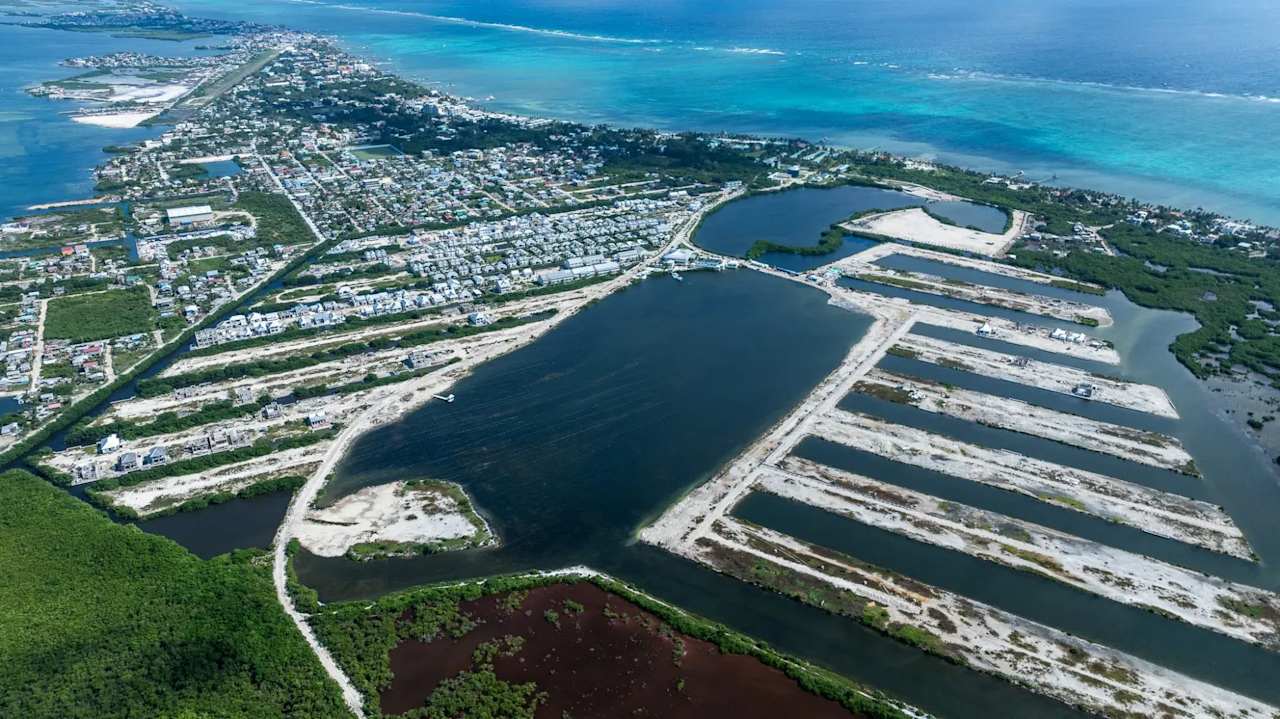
[296, 480, 493, 558]
[844, 207, 1029, 257]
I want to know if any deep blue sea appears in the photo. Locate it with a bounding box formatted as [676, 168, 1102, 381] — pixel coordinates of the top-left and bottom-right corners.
[5, 0, 1280, 223]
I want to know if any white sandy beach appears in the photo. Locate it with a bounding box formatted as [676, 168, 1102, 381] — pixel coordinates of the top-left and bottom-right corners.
[71, 111, 161, 129]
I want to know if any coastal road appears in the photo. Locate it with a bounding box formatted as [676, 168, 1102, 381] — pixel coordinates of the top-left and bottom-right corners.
[28, 299, 48, 394]
[252, 161, 370, 717]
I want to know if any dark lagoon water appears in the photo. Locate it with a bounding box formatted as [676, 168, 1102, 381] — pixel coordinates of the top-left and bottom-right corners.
[691, 185, 921, 270]
[138, 490, 293, 559]
[313, 269, 869, 550]
[692, 187, 1013, 272]
[924, 200, 1008, 233]
[287, 268, 1094, 717]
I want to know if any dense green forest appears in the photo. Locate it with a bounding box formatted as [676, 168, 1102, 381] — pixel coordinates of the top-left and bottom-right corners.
[746, 222, 852, 261]
[0, 470, 349, 718]
[1010, 224, 1280, 379]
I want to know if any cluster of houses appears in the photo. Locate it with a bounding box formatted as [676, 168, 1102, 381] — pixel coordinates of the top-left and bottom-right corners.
[152, 242, 288, 325]
[193, 303, 342, 347]
[80, 425, 254, 481]
[397, 199, 684, 292]
[52, 340, 109, 382]
[136, 224, 256, 259]
[975, 321, 1108, 351]
[0, 330, 35, 391]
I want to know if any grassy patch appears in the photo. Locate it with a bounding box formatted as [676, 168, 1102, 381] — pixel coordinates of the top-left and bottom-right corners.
[235, 191, 315, 247]
[44, 287, 156, 342]
[853, 380, 917, 405]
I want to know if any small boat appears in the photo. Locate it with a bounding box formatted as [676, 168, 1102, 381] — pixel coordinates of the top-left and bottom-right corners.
[670, 271, 684, 282]
[433, 393, 456, 403]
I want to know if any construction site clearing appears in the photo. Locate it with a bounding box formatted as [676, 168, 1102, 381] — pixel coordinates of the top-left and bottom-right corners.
[295, 479, 495, 559]
[641, 241, 1274, 718]
[852, 368, 1198, 475]
[844, 263, 1113, 328]
[890, 333, 1178, 418]
[841, 206, 1032, 257]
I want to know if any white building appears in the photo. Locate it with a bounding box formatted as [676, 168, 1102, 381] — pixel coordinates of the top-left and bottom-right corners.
[97, 433, 122, 454]
[166, 205, 215, 227]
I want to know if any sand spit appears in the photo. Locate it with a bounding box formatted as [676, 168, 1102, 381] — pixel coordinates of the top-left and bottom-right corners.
[768, 457, 1280, 649]
[70, 110, 161, 128]
[814, 410, 1249, 559]
[849, 242, 1106, 293]
[857, 368, 1196, 475]
[914, 305, 1119, 363]
[894, 333, 1177, 418]
[296, 480, 494, 558]
[848, 264, 1112, 327]
[695, 518, 1275, 719]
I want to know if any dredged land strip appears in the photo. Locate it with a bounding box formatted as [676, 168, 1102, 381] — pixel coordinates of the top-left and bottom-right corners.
[813, 277, 1121, 365]
[892, 332, 1178, 418]
[854, 368, 1198, 475]
[845, 263, 1114, 327]
[696, 517, 1275, 719]
[910, 305, 1120, 364]
[849, 241, 1106, 293]
[766, 456, 1280, 650]
[812, 410, 1248, 558]
[641, 243, 1270, 715]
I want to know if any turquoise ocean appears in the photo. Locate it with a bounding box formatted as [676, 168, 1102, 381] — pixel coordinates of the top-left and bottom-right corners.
[5, 0, 1280, 223]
